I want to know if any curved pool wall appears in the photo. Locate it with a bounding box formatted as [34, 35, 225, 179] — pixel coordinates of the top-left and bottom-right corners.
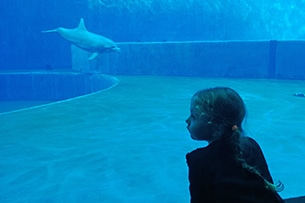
[0, 71, 118, 101]
[72, 40, 305, 80]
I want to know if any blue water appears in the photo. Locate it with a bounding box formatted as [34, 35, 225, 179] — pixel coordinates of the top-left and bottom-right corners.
[1, 76, 305, 202]
[1, 1, 305, 202]
[1, 1, 305, 70]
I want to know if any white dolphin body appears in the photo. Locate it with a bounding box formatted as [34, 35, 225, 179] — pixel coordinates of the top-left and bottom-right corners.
[42, 18, 120, 60]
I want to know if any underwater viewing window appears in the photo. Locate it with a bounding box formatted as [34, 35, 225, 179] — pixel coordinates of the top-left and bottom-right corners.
[1, 0, 305, 202]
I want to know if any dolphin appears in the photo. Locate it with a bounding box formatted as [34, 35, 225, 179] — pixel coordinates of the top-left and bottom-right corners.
[42, 18, 120, 60]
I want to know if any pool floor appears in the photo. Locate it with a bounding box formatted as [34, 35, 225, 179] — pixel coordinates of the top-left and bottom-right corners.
[0, 76, 304, 202]
[0, 101, 53, 114]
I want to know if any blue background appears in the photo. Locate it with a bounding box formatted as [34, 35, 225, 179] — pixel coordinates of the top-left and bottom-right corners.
[1, 0, 305, 70]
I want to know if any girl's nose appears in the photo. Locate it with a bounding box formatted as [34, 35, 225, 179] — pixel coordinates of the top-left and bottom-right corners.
[185, 117, 190, 124]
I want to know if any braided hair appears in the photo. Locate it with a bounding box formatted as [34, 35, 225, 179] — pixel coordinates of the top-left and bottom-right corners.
[193, 87, 283, 192]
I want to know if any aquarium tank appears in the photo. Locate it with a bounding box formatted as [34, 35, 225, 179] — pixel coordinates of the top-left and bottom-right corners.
[0, 0, 305, 202]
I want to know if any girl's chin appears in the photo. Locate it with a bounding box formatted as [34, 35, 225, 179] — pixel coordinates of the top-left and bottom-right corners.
[190, 135, 208, 142]
[190, 135, 199, 140]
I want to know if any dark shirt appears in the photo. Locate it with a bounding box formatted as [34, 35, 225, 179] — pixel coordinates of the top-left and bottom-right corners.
[186, 136, 284, 203]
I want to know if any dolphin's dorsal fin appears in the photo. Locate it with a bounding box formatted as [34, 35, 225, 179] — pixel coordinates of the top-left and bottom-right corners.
[77, 18, 87, 31]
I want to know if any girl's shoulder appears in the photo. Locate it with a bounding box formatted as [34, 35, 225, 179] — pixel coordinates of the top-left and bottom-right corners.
[186, 140, 228, 164]
[240, 136, 264, 155]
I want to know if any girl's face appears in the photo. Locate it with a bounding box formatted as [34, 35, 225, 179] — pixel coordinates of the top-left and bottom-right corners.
[185, 98, 214, 142]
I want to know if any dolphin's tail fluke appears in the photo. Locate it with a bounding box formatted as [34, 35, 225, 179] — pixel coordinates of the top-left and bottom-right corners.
[41, 29, 58, 33]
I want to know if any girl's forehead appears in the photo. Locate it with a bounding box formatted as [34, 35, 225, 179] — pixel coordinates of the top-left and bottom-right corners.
[190, 98, 198, 107]
[191, 95, 199, 103]
[190, 100, 202, 112]
[191, 96, 202, 106]
[191, 96, 209, 113]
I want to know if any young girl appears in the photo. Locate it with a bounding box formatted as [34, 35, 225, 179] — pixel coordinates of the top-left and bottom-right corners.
[185, 87, 284, 203]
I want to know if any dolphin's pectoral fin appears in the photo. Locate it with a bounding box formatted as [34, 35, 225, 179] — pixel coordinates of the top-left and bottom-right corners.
[112, 47, 121, 52]
[88, 52, 99, 60]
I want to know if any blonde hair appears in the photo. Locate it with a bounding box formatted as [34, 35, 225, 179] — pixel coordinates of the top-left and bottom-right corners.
[193, 87, 283, 192]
